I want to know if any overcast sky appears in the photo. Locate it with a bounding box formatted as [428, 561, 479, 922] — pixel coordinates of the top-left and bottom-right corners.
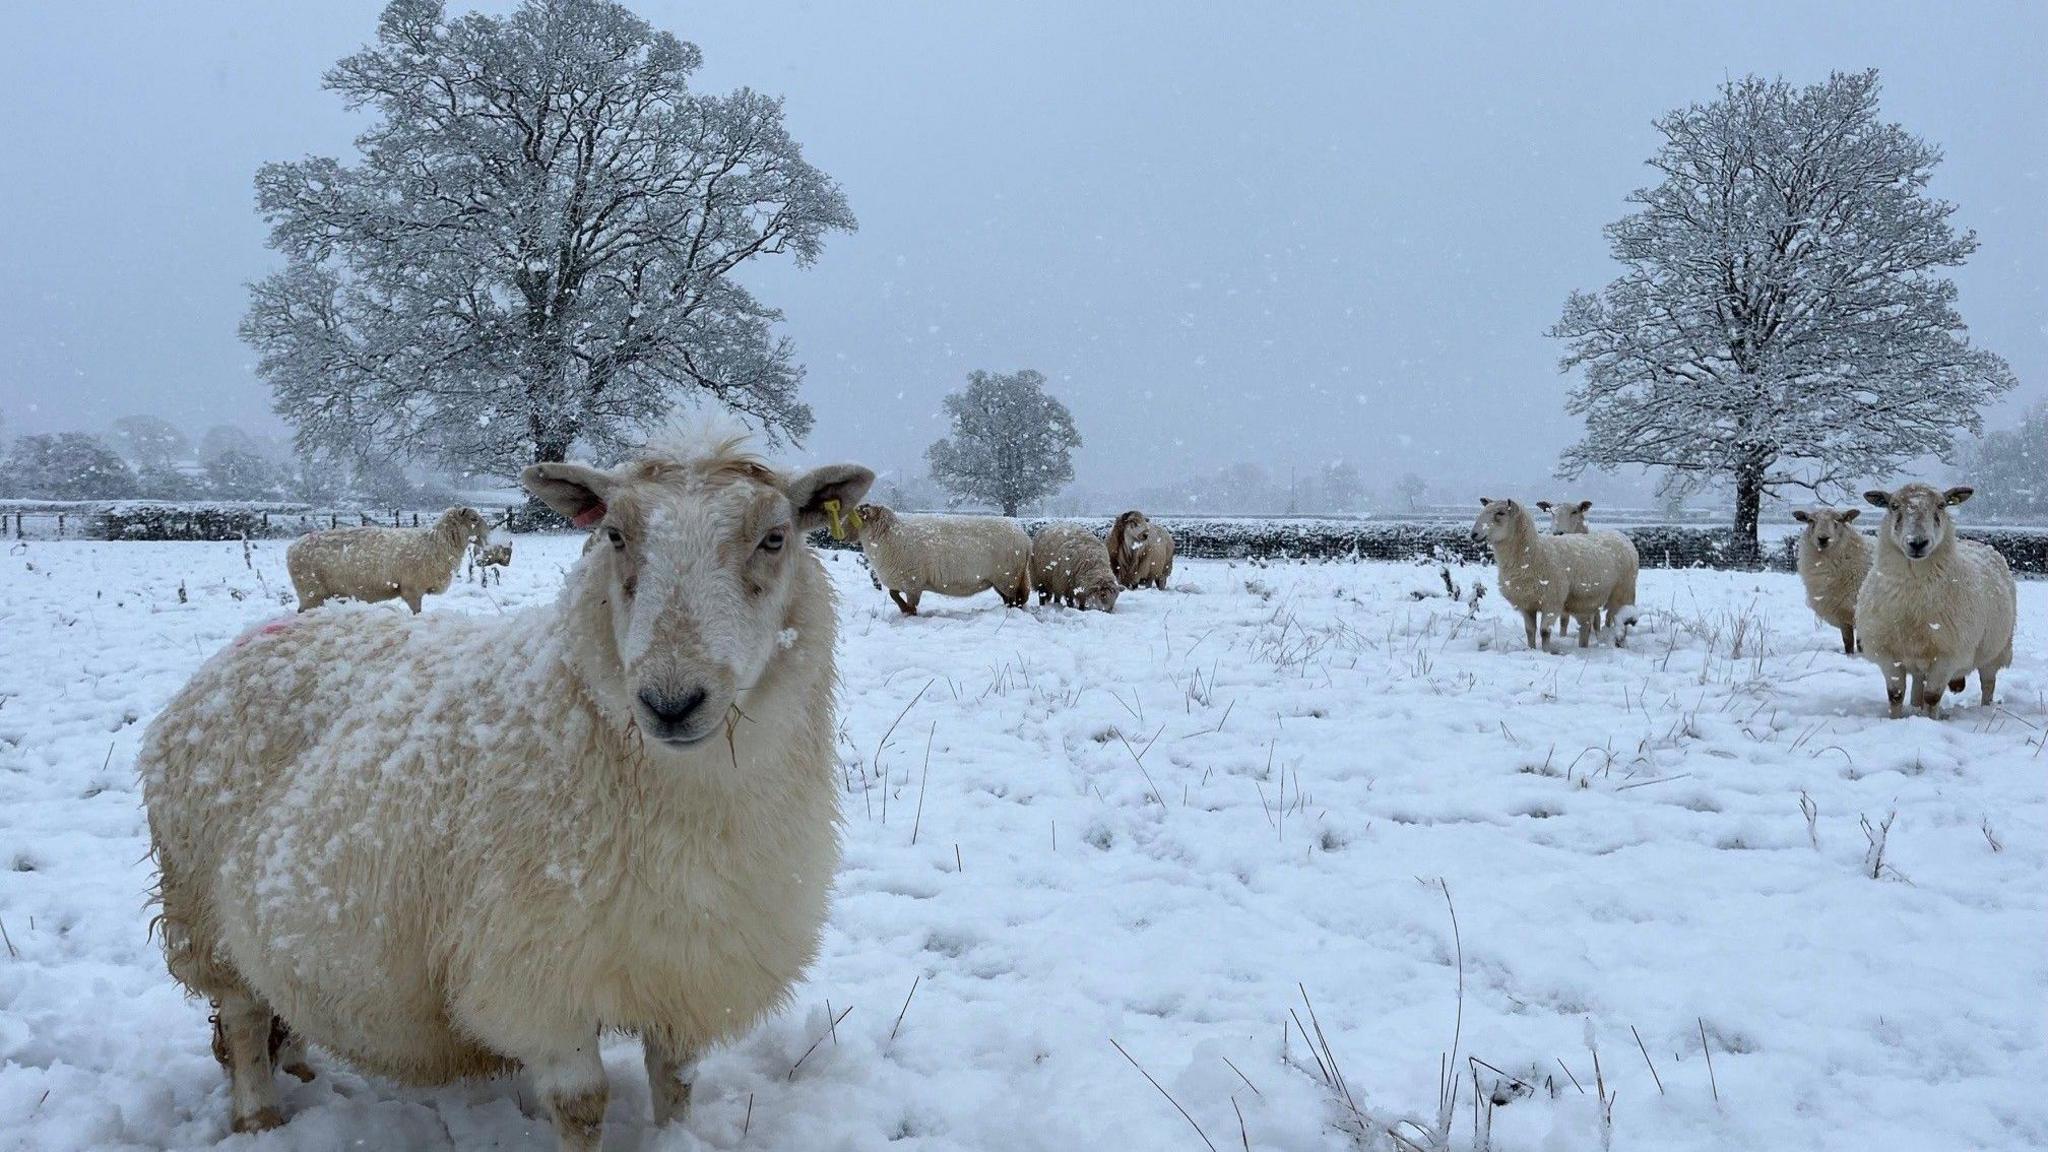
[2, 1, 2042, 501]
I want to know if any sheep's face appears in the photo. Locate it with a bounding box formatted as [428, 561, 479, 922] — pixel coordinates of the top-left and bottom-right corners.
[1078, 579, 1120, 613]
[1536, 500, 1591, 535]
[523, 454, 873, 749]
[1793, 506, 1859, 554]
[853, 503, 894, 538]
[1866, 484, 1970, 563]
[1470, 498, 1526, 545]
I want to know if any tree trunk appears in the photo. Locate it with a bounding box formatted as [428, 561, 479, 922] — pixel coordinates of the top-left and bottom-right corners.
[1002, 498, 1020, 517]
[1731, 459, 1765, 566]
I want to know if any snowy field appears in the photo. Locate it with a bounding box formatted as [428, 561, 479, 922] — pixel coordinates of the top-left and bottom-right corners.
[1, 536, 2043, 1151]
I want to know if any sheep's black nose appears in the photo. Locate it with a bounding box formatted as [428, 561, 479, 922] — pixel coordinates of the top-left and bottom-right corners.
[639, 687, 707, 729]
[1906, 538, 1930, 557]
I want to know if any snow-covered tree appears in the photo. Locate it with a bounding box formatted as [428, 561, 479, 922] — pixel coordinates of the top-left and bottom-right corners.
[3, 433, 139, 500]
[1395, 472, 1426, 511]
[1958, 402, 2048, 520]
[110, 415, 190, 470]
[1320, 461, 1366, 514]
[1551, 70, 2015, 557]
[926, 369, 1082, 516]
[241, 0, 854, 476]
[205, 449, 284, 501]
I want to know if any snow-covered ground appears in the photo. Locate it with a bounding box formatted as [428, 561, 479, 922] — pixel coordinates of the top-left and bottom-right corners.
[1, 537, 2042, 1151]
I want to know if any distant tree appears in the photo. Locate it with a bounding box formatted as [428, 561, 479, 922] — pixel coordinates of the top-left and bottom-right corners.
[1395, 472, 1427, 511]
[241, 0, 855, 476]
[136, 463, 201, 500]
[199, 424, 270, 467]
[283, 452, 347, 505]
[1320, 461, 1365, 514]
[1959, 402, 2048, 520]
[206, 449, 283, 501]
[110, 415, 191, 470]
[4, 433, 139, 500]
[926, 369, 1082, 516]
[1552, 70, 2015, 558]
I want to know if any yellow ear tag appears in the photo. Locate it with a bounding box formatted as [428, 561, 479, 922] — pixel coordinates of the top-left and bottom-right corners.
[823, 498, 849, 541]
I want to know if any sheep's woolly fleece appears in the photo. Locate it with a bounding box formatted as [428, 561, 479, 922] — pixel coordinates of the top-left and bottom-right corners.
[0, 536, 2043, 1151]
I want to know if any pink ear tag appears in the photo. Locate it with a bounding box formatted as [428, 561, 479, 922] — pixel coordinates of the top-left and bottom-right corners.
[571, 503, 607, 529]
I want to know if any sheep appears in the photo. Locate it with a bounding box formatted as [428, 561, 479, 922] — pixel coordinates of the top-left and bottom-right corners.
[1535, 499, 1593, 535]
[1107, 510, 1175, 589]
[1470, 498, 1638, 651]
[286, 506, 492, 613]
[1032, 522, 1121, 611]
[1534, 500, 1596, 635]
[1792, 506, 1871, 654]
[851, 503, 1031, 615]
[139, 434, 874, 1148]
[1854, 483, 2016, 718]
[470, 540, 514, 588]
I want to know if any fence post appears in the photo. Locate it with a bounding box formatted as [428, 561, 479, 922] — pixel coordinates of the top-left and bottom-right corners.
[57, 513, 65, 537]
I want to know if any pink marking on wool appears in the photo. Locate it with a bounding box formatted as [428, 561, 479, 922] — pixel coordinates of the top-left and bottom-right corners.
[572, 503, 607, 529]
[234, 619, 297, 648]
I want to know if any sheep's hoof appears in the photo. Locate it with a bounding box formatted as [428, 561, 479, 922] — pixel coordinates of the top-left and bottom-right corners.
[232, 1108, 285, 1134]
[282, 1061, 316, 1083]
[1947, 677, 1967, 694]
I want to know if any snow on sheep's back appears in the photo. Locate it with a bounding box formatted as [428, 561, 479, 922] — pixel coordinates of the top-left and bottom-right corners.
[0, 536, 2042, 1150]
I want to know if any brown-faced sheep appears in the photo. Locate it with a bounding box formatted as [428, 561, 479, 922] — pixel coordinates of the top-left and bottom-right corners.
[1855, 484, 2016, 718]
[1471, 498, 1638, 651]
[1535, 499, 1593, 535]
[1107, 510, 1175, 589]
[286, 506, 491, 613]
[853, 504, 1031, 615]
[1793, 506, 1871, 654]
[141, 435, 873, 1149]
[1032, 523, 1121, 611]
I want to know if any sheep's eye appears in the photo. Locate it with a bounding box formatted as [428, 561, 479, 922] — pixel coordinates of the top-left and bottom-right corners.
[760, 527, 788, 554]
[605, 527, 625, 550]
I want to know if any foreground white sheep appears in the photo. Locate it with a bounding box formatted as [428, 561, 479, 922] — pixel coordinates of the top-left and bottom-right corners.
[1855, 483, 2016, 718]
[141, 437, 873, 1148]
[1032, 523, 1120, 611]
[1471, 498, 1637, 650]
[1107, 510, 1175, 589]
[286, 506, 491, 612]
[853, 504, 1031, 614]
[1793, 506, 1871, 654]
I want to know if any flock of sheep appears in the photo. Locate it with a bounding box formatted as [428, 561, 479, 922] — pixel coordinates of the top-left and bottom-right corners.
[1476, 484, 2016, 721]
[846, 505, 1175, 614]
[134, 435, 2018, 1149]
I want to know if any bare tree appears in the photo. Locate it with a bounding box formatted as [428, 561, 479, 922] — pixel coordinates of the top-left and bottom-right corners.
[926, 369, 1082, 516]
[242, 0, 854, 476]
[110, 415, 191, 470]
[1552, 70, 2015, 557]
[1959, 402, 2048, 520]
[1395, 472, 1427, 512]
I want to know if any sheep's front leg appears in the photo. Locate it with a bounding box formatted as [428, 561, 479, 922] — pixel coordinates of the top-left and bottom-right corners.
[1881, 663, 1907, 719]
[1521, 609, 1539, 650]
[643, 1028, 700, 1128]
[214, 992, 284, 1133]
[1980, 665, 1998, 706]
[888, 589, 916, 616]
[1839, 621, 1856, 655]
[528, 1039, 608, 1152]
[1576, 613, 1595, 648]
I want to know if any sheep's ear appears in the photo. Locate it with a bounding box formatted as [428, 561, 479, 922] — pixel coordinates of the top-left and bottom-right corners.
[1479, 498, 1495, 507]
[1535, 500, 1553, 512]
[1943, 486, 1974, 507]
[1863, 489, 1893, 509]
[788, 464, 876, 533]
[1840, 508, 1860, 523]
[521, 462, 616, 528]
[1576, 500, 1593, 513]
[1792, 509, 1811, 523]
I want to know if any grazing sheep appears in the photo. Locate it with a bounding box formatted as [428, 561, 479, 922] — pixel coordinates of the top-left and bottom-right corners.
[852, 504, 1031, 615]
[1792, 506, 1871, 654]
[1535, 499, 1593, 535]
[141, 435, 873, 1148]
[1855, 484, 2016, 718]
[286, 506, 491, 613]
[1470, 498, 1638, 651]
[1032, 523, 1121, 612]
[1107, 510, 1175, 589]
